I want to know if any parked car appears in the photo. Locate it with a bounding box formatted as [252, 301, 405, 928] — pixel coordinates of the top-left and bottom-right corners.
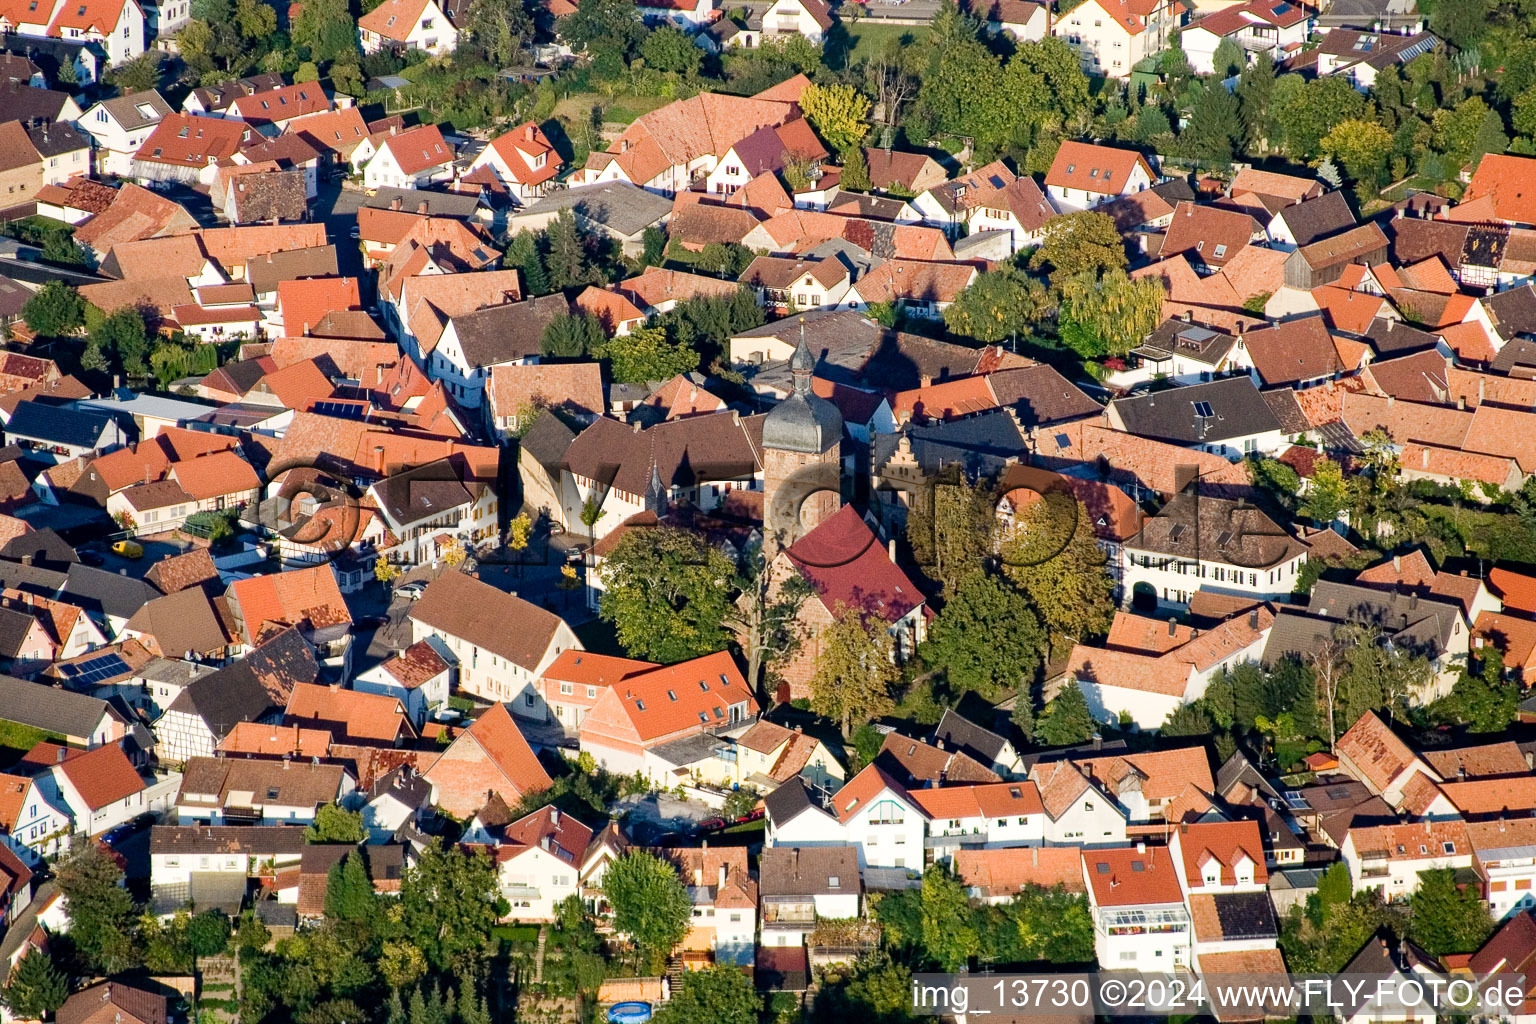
[76, 546, 105, 566]
[112, 540, 143, 559]
[355, 614, 390, 630]
[396, 581, 426, 600]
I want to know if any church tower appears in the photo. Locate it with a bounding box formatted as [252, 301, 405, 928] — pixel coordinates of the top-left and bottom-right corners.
[761, 323, 843, 562]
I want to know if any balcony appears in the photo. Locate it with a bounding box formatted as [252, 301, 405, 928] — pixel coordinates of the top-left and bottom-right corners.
[763, 902, 815, 925]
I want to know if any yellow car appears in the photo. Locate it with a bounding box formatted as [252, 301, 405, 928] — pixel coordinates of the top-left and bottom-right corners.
[111, 540, 143, 559]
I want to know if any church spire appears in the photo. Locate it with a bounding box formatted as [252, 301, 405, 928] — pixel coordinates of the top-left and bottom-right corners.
[790, 317, 814, 396]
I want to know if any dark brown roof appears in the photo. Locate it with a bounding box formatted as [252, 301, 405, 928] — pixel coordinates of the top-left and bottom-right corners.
[985, 364, 1102, 427]
[562, 410, 765, 498]
[1277, 191, 1357, 247]
[1129, 493, 1303, 567]
[1244, 315, 1343, 386]
[449, 293, 570, 367]
[759, 845, 861, 896]
[408, 570, 566, 670]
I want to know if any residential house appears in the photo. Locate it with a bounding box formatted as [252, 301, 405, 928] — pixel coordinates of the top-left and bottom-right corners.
[153, 631, 317, 764]
[148, 824, 307, 914]
[1168, 820, 1282, 975]
[863, 148, 947, 195]
[1182, 0, 1313, 75]
[506, 182, 674, 258]
[492, 805, 593, 920]
[559, 410, 766, 544]
[353, 637, 454, 728]
[130, 113, 251, 186]
[577, 651, 756, 779]
[0, 772, 70, 860]
[408, 570, 579, 710]
[1161, 202, 1262, 273]
[363, 124, 455, 190]
[425, 294, 570, 409]
[1341, 819, 1471, 900]
[367, 456, 497, 566]
[740, 255, 852, 314]
[539, 649, 655, 732]
[1052, 0, 1185, 77]
[955, 845, 1087, 904]
[651, 843, 757, 964]
[1028, 761, 1126, 846]
[876, 733, 999, 789]
[78, 90, 172, 177]
[175, 755, 351, 825]
[1105, 376, 1287, 459]
[1468, 819, 1536, 922]
[358, 0, 459, 55]
[466, 122, 562, 205]
[1268, 190, 1356, 250]
[910, 782, 1046, 862]
[0, 674, 134, 748]
[758, 0, 833, 43]
[1283, 222, 1391, 289]
[1333, 710, 1442, 808]
[1065, 606, 1275, 729]
[0, 0, 145, 67]
[633, 0, 713, 29]
[484, 362, 606, 442]
[1046, 142, 1157, 211]
[422, 703, 552, 818]
[1082, 844, 1192, 969]
[731, 718, 844, 795]
[966, 176, 1059, 253]
[759, 845, 860, 947]
[840, 260, 978, 320]
[361, 766, 432, 839]
[226, 82, 333, 136]
[932, 708, 1023, 777]
[43, 741, 155, 838]
[828, 765, 927, 873]
[6, 401, 126, 463]
[284, 682, 416, 747]
[1314, 28, 1440, 89]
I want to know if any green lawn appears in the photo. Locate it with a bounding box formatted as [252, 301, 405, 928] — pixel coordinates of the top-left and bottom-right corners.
[553, 92, 674, 126]
[0, 720, 62, 764]
[494, 924, 541, 946]
[834, 21, 931, 65]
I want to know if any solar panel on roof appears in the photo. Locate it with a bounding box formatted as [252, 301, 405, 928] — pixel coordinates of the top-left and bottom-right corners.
[311, 401, 365, 420]
[63, 652, 129, 685]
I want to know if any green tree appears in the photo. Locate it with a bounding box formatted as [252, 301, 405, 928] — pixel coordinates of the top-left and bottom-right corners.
[941, 267, 1048, 345]
[1001, 497, 1115, 650]
[295, 60, 320, 82]
[81, 341, 109, 374]
[291, 0, 357, 62]
[1321, 118, 1394, 189]
[1027, 211, 1126, 287]
[1036, 683, 1095, 747]
[506, 230, 550, 295]
[1409, 868, 1494, 955]
[1428, 0, 1488, 48]
[906, 469, 997, 595]
[306, 803, 366, 843]
[186, 910, 232, 960]
[598, 525, 735, 662]
[463, 0, 534, 66]
[695, 242, 752, 278]
[605, 851, 693, 973]
[1180, 83, 1242, 162]
[110, 50, 162, 91]
[56, 840, 139, 975]
[597, 324, 698, 383]
[925, 571, 1044, 700]
[727, 548, 810, 697]
[541, 311, 605, 358]
[545, 210, 588, 289]
[1006, 885, 1095, 963]
[839, 145, 871, 191]
[810, 605, 899, 737]
[1433, 96, 1493, 167]
[92, 308, 149, 376]
[559, 0, 644, 57]
[1299, 457, 1349, 523]
[233, 0, 275, 37]
[399, 843, 500, 972]
[1438, 647, 1518, 733]
[325, 852, 378, 922]
[1275, 75, 1365, 159]
[656, 964, 761, 1024]
[1211, 38, 1244, 79]
[1, 949, 66, 1020]
[1134, 104, 1174, 143]
[642, 226, 666, 267]
[1237, 54, 1277, 151]
[920, 867, 979, 971]
[22, 281, 84, 337]
[1056, 268, 1164, 358]
[640, 26, 702, 75]
[801, 82, 872, 152]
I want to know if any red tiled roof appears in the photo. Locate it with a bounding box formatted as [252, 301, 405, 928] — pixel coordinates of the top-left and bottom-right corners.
[382, 124, 453, 176]
[58, 743, 143, 811]
[1463, 153, 1536, 225]
[1174, 819, 1268, 887]
[607, 651, 750, 744]
[1083, 844, 1183, 906]
[832, 763, 919, 824]
[168, 450, 259, 501]
[137, 114, 249, 168]
[1491, 567, 1536, 614]
[226, 562, 351, 641]
[541, 649, 656, 689]
[278, 276, 362, 336]
[1045, 140, 1153, 194]
[285, 682, 413, 743]
[784, 504, 923, 624]
[955, 845, 1084, 895]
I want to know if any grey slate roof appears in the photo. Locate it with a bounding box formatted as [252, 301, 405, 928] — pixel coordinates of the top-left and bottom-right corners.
[760, 845, 861, 897]
[1483, 283, 1536, 340]
[361, 187, 481, 218]
[0, 81, 71, 123]
[0, 607, 39, 657]
[246, 246, 340, 295]
[517, 409, 576, 472]
[95, 90, 173, 130]
[763, 775, 817, 824]
[0, 528, 76, 569]
[372, 457, 474, 529]
[7, 401, 114, 448]
[1364, 317, 1439, 356]
[1493, 336, 1536, 377]
[61, 564, 160, 621]
[449, 293, 569, 368]
[1109, 376, 1281, 446]
[0, 674, 116, 737]
[515, 182, 675, 238]
[872, 408, 1028, 478]
[932, 707, 1010, 767]
[1277, 191, 1357, 248]
[24, 120, 87, 159]
[1307, 580, 1463, 658]
[162, 660, 280, 738]
[150, 824, 309, 855]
